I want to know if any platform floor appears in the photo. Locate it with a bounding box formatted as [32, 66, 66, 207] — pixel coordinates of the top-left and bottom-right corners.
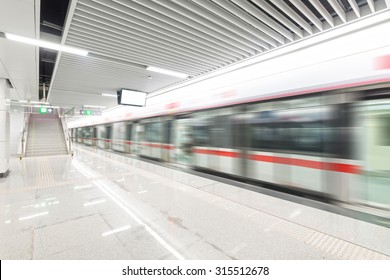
[0, 144, 389, 260]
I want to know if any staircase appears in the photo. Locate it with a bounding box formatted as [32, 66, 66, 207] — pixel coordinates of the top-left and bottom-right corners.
[25, 112, 68, 157]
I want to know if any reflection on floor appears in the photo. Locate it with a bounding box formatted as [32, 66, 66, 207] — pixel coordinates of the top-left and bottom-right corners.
[0, 144, 389, 259]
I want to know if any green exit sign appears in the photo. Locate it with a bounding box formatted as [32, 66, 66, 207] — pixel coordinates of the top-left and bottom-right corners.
[39, 107, 48, 114]
[39, 107, 54, 114]
[80, 110, 97, 116]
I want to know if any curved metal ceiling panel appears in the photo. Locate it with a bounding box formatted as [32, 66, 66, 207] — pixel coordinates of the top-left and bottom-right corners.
[49, 0, 389, 109]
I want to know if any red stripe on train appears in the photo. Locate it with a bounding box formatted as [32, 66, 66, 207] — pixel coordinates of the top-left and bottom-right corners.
[194, 151, 360, 174]
[193, 148, 241, 158]
[142, 143, 174, 150]
[248, 154, 360, 174]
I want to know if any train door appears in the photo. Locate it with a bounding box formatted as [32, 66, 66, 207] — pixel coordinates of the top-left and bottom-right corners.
[105, 125, 112, 150]
[141, 119, 152, 158]
[92, 127, 97, 146]
[97, 125, 105, 149]
[126, 123, 133, 154]
[359, 95, 390, 209]
[174, 115, 193, 165]
[84, 127, 93, 145]
[209, 107, 236, 174]
[231, 106, 249, 178]
[246, 102, 278, 184]
[152, 118, 162, 160]
[161, 117, 173, 162]
[133, 122, 143, 156]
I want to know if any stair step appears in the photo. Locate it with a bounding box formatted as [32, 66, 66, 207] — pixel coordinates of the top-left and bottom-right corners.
[26, 114, 68, 156]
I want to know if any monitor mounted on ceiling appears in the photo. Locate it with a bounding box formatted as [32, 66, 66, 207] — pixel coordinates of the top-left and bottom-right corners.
[117, 89, 147, 107]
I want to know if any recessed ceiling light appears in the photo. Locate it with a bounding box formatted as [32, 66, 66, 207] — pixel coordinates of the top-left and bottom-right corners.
[5, 33, 89, 56]
[146, 66, 188, 78]
[83, 105, 106, 108]
[102, 93, 117, 97]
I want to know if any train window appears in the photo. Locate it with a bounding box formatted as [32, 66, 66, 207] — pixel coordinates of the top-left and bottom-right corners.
[106, 126, 112, 140]
[250, 106, 337, 154]
[381, 116, 390, 146]
[211, 115, 233, 148]
[97, 126, 106, 139]
[163, 121, 172, 144]
[144, 122, 161, 143]
[126, 124, 132, 141]
[193, 119, 210, 146]
[84, 127, 92, 139]
[249, 99, 357, 159]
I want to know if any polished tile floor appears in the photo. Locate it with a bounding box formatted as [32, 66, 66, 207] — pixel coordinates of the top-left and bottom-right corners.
[0, 144, 389, 259]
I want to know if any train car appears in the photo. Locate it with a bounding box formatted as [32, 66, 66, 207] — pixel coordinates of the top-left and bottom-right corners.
[137, 116, 174, 162]
[111, 122, 132, 153]
[82, 126, 94, 146]
[96, 124, 112, 150]
[68, 17, 390, 211]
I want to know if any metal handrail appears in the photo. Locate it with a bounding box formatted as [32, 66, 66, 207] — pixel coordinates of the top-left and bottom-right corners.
[59, 114, 73, 155]
[19, 112, 30, 159]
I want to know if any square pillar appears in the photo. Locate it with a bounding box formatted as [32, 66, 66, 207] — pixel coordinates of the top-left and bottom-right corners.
[0, 79, 10, 178]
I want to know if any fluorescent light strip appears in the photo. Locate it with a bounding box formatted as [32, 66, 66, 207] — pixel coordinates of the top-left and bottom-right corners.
[102, 225, 131, 237]
[19, 211, 49, 221]
[5, 33, 89, 56]
[102, 93, 117, 97]
[84, 105, 106, 108]
[146, 66, 189, 78]
[30, 101, 49, 104]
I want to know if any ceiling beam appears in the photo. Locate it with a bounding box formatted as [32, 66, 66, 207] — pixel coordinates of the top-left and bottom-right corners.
[211, 0, 277, 47]
[269, 0, 313, 34]
[47, 0, 78, 103]
[327, 0, 347, 23]
[192, 0, 293, 42]
[347, 0, 361, 17]
[309, 0, 334, 27]
[172, 0, 274, 47]
[252, 0, 303, 38]
[289, 0, 323, 31]
[366, 0, 375, 12]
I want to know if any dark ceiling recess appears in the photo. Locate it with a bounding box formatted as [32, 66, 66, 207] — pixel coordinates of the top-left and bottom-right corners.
[39, 0, 70, 100]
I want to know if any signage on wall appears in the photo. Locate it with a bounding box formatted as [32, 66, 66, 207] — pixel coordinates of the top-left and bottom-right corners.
[39, 107, 54, 114]
[79, 110, 102, 116]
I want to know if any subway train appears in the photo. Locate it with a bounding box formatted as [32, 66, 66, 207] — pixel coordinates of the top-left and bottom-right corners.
[71, 85, 390, 212]
[69, 20, 390, 213]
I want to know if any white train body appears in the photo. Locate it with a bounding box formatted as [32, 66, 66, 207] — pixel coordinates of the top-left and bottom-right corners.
[69, 12, 390, 211]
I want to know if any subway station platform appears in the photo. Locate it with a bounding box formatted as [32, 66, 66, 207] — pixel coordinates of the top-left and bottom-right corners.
[0, 144, 389, 260]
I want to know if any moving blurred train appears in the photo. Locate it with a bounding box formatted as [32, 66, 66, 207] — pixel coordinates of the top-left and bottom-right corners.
[71, 85, 390, 212]
[69, 17, 390, 212]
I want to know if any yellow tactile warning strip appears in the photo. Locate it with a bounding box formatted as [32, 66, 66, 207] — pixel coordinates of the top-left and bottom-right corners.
[190, 189, 390, 260]
[0, 157, 132, 194]
[35, 158, 57, 189]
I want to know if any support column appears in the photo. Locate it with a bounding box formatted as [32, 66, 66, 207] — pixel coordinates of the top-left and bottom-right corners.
[0, 79, 10, 178]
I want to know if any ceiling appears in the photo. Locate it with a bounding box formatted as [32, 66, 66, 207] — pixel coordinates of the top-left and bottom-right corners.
[1, 0, 389, 111]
